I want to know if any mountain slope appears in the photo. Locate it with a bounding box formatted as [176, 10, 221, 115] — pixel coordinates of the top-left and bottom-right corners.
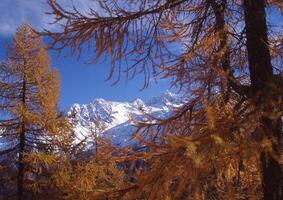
[68, 91, 186, 148]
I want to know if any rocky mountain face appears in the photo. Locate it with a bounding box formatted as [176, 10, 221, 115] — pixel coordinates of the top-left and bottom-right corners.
[68, 91, 186, 148]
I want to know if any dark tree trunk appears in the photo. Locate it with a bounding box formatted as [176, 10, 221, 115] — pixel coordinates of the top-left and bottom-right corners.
[17, 78, 26, 200]
[260, 117, 282, 200]
[209, 0, 231, 101]
[243, 0, 282, 199]
[243, 0, 273, 91]
[18, 124, 25, 200]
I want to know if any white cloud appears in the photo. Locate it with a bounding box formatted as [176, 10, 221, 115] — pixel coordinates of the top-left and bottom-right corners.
[0, 0, 43, 36]
[0, 0, 94, 37]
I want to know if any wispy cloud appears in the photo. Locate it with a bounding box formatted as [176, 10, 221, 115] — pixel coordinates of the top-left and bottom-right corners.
[0, 0, 43, 36]
[0, 0, 94, 37]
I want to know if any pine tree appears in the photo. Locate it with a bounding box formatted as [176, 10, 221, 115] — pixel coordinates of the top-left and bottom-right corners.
[0, 23, 64, 200]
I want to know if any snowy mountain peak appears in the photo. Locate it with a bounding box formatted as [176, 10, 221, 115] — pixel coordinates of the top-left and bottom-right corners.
[147, 90, 185, 108]
[68, 91, 184, 147]
[131, 98, 146, 109]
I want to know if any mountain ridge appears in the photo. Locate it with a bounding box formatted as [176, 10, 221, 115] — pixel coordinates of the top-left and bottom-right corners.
[68, 91, 186, 147]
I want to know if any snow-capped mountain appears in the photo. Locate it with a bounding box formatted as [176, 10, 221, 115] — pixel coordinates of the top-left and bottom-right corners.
[68, 91, 186, 147]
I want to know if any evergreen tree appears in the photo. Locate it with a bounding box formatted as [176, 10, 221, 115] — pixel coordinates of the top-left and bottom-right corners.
[0, 23, 64, 200]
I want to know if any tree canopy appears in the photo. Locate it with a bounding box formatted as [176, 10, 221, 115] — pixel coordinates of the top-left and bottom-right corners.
[43, 0, 283, 199]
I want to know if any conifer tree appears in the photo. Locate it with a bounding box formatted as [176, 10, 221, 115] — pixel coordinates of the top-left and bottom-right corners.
[0, 23, 64, 200]
[43, 0, 283, 199]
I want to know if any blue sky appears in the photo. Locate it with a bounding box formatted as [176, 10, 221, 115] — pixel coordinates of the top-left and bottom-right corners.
[0, 1, 281, 110]
[0, 0, 172, 110]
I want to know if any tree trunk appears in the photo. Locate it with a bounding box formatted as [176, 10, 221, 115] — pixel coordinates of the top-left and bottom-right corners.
[260, 117, 282, 200]
[243, 0, 282, 199]
[18, 78, 26, 200]
[18, 123, 25, 200]
[209, 0, 231, 101]
[243, 0, 273, 91]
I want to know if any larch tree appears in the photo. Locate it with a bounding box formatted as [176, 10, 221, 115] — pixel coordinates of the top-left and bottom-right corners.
[0, 23, 67, 200]
[43, 0, 282, 199]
